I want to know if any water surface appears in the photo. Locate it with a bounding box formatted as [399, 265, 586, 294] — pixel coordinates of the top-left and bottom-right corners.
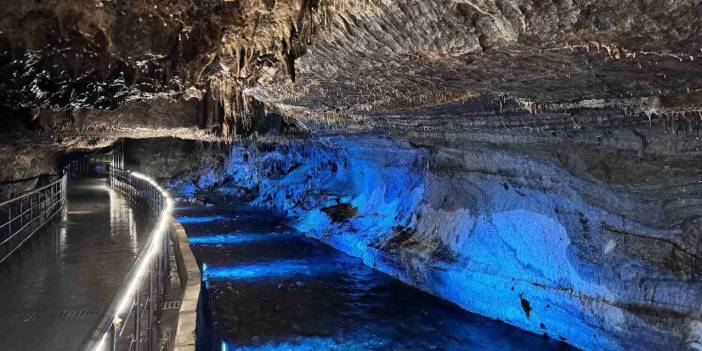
[176, 199, 574, 351]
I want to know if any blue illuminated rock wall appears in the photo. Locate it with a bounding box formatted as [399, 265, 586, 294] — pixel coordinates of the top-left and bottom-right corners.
[171, 135, 702, 351]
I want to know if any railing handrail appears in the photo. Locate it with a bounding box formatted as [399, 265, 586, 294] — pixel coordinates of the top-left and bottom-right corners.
[0, 172, 67, 264]
[0, 174, 65, 208]
[83, 167, 173, 351]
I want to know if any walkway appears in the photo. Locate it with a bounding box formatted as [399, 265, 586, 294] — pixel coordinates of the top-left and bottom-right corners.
[176, 196, 575, 351]
[0, 178, 152, 351]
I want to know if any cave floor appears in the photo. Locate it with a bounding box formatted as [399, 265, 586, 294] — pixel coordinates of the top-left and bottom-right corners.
[176, 196, 577, 351]
[0, 178, 152, 351]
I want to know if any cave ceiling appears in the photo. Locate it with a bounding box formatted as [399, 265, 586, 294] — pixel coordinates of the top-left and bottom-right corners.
[0, 0, 700, 150]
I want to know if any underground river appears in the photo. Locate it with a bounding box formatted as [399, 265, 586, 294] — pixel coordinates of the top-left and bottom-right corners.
[175, 196, 574, 351]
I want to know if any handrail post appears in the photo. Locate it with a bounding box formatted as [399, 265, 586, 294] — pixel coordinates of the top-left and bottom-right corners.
[156, 239, 163, 314]
[135, 287, 141, 351]
[162, 226, 169, 301]
[19, 201, 23, 234]
[147, 261, 154, 351]
[111, 323, 118, 351]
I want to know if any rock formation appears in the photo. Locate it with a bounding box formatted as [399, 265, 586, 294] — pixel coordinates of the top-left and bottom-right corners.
[121, 135, 702, 351]
[1, 1, 701, 350]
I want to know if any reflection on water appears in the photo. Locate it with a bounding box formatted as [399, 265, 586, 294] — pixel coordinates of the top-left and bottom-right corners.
[189, 233, 296, 246]
[178, 215, 229, 224]
[177, 200, 574, 351]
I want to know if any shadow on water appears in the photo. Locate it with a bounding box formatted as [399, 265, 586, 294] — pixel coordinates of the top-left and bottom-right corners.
[176, 199, 576, 351]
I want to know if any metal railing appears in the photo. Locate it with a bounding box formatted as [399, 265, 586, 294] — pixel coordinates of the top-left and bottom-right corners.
[83, 167, 173, 351]
[0, 173, 67, 264]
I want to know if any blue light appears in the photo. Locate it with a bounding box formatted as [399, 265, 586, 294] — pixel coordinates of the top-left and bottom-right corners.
[217, 329, 392, 351]
[188, 233, 295, 245]
[176, 215, 228, 224]
[203, 259, 334, 281]
[181, 183, 197, 198]
[199, 136, 621, 350]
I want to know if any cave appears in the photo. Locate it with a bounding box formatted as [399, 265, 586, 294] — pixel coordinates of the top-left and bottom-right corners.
[0, 1, 700, 351]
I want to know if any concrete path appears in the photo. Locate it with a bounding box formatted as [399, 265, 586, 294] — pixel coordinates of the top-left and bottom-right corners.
[0, 178, 152, 351]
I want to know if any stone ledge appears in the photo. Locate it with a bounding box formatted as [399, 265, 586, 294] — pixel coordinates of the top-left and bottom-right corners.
[169, 218, 201, 351]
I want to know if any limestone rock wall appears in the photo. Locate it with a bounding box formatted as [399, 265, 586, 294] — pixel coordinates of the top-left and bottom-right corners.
[125, 135, 702, 351]
[0, 0, 331, 138]
[0, 144, 59, 201]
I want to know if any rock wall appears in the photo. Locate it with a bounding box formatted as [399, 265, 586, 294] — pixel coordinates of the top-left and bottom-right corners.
[251, 0, 702, 135]
[0, 144, 60, 201]
[0, 0, 337, 139]
[2, 0, 701, 141]
[128, 135, 701, 351]
[123, 137, 230, 185]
